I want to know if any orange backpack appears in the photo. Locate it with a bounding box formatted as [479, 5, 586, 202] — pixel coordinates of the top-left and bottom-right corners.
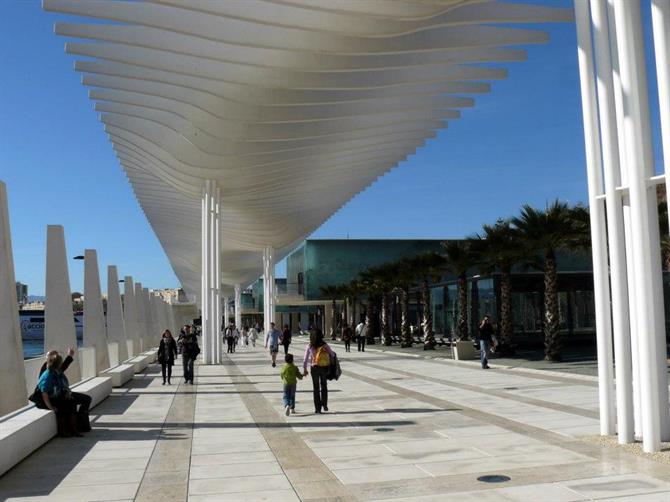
[313, 345, 330, 367]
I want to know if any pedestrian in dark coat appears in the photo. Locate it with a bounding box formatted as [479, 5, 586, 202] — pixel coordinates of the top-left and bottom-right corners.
[158, 330, 178, 385]
[181, 326, 200, 384]
[281, 324, 292, 355]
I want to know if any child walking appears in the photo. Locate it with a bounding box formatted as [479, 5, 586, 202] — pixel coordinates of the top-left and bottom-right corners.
[280, 353, 303, 416]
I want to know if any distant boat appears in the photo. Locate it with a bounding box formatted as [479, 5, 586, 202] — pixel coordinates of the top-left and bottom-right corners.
[19, 310, 83, 341]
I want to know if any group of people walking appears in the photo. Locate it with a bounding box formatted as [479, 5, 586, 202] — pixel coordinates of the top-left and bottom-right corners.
[33, 319, 342, 439]
[224, 322, 260, 353]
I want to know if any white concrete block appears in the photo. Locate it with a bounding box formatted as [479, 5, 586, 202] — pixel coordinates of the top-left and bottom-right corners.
[78, 346, 98, 379]
[453, 341, 476, 360]
[0, 181, 28, 415]
[71, 376, 112, 408]
[107, 342, 120, 368]
[102, 364, 135, 387]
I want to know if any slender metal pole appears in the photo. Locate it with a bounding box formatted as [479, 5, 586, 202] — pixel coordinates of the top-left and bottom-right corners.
[201, 182, 209, 364]
[606, 0, 643, 439]
[235, 284, 242, 331]
[653, 1, 670, 200]
[574, 0, 616, 435]
[590, 0, 634, 443]
[214, 186, 221, 364]
[613, 0, 669, 452]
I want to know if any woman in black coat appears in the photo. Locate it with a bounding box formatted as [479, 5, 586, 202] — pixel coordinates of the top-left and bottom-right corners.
[157, 330, 178, 385]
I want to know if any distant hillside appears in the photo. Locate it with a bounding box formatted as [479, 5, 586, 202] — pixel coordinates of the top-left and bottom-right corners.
[27, 295, 45, 302]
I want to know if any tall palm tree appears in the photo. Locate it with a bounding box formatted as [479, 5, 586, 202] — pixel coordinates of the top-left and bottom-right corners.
[406, 252, 446, 349]
[470, 219, 527, 353]
[320, 284, 343, 339]
[511, 201, 589, 361]
[359, 265, 398, 346]
[441, 240, 475, 340]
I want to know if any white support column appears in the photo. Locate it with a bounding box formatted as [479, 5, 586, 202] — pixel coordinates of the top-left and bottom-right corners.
[214, 186, 221, 364]
[263, 246, 276, 334]
[149, 293, 160, 346]
[201, 181, 210, 364]
[201, 180, 220, 364]
[107, 266, 127, 363]
[590, 0, 634, 443]
[134, 282, 146, 351]
[123, 276, 138, 357]
[45, 225, 81, 383]
[613, 0, 670, 452]
[142, 288, 154, 349]
[83, 249, 110, 374]
[574, 0, 616, 436]
[0, 181, 27, 415]
[235, 284, 242, 330]
[606, 0, 643, 438]
[223, 296, 229, 326]
[653, 1, 670, 209]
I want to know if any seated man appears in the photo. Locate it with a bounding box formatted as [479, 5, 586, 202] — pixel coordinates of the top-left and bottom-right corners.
[37, 347, 91, 431]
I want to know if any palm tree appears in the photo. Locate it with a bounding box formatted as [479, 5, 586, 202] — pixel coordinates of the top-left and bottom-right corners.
[405, 252, 446, 349]
[441, 241, 475, 341]
[470, 219, 527, 354]
[511, 201, 589, 361]
[359, 265, 397, 346]
[320, 284, 343, 340]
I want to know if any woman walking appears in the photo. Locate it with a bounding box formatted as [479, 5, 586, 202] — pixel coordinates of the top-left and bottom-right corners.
[249, 325, 259, 347]
[158, 329, 178, 385]
[342, 323, 352, 352]
[281, 324, 292, 355]
[302, 328, 335, 414]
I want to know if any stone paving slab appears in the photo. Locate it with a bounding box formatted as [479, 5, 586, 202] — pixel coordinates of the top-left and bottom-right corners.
[2, 343, 670, 501]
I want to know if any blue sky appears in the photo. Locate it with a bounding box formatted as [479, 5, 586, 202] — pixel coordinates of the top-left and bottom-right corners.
[1, 1, 664, 295]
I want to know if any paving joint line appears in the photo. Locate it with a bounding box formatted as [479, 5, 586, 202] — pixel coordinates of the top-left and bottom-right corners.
[341, 365, 670, 483]
[351, 358, 599, 420]
[223, 354, 358, 502]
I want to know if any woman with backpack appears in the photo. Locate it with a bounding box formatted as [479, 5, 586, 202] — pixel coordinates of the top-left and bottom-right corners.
[302, 328, 335, 414]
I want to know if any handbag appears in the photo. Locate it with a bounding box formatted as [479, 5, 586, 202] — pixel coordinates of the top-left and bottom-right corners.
[29, 385, 45, 407]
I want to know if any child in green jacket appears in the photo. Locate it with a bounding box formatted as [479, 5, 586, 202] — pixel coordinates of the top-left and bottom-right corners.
[280, 353, 303, 416]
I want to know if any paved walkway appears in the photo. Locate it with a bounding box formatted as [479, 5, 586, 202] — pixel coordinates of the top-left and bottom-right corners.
[2, 340, 670, 501]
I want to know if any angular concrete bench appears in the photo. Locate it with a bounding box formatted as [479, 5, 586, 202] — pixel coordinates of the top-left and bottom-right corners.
[0, 376, 112, 476]
[141, 349, 157, 364]
[102, 363, 135, 387]
[127, 354, 153, 373]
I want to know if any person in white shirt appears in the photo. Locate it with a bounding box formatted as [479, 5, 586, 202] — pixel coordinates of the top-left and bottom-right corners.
[355, 321, 368, 352]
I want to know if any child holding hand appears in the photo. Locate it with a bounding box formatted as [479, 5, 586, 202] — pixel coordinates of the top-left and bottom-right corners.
[280, 353, 303, 416]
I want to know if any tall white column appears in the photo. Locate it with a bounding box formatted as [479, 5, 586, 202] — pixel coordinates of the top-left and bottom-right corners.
[606, 0, 643, 438]
[235, 284, 242, 330]
[142, 287, 154, 349]
[214, 186, 221, 364]
[0, 181, 27, 415]
[201, 180, 220, 364]
[263, 246, 276, 334]
[123, 276, 138, 357]
[107, 266, 127, 363]
[45, 225, 81, 383]
[574, 0, 615, 435]
[590, 0, 634, 443]
[149, 292, 161, 344]
[134, 282, 146, 351]
[83, 249, 110, 374]
[613, 0, 670, 452]
[201, 181, 210, 363]
[653, 1, 670, 212]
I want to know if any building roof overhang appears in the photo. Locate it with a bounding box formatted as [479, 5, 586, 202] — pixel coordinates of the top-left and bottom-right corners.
[43, 0, 573, 299]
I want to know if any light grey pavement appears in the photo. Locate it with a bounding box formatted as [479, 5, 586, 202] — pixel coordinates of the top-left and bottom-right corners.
[2, 339, 670, 501]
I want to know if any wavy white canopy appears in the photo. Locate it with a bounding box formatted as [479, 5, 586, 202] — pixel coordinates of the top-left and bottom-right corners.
[44, 0, 572, 298]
